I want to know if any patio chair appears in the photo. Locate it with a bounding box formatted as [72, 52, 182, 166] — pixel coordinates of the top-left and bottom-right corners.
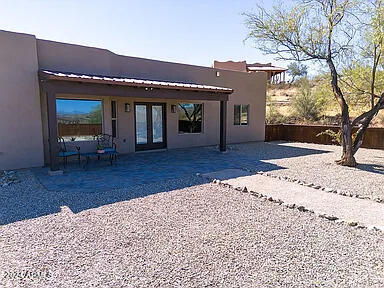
[94, 133, 117, 160]
[58, 137, 80, 168]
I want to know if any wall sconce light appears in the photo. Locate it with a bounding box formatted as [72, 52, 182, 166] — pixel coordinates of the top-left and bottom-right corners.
[125, 103, 131, 112]
[216, 71, 220, 77]
[171, 104, 177, 113]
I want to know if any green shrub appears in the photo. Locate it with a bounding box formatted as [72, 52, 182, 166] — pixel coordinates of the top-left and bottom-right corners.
[317, 129, 342, 145]
[317, 129, 358, 146]
[291, 77, 322, 121]
[266, 104, 286, 124]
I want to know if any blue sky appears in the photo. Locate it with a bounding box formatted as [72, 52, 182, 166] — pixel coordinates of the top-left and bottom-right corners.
[57, 99, 101, 114]
[0, 0, 291, 68]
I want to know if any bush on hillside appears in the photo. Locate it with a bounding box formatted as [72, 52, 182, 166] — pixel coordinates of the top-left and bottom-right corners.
[266, 104, 287, 124]
[291, 77, 323, 121]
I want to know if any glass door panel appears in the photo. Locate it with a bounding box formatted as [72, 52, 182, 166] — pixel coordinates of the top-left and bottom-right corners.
[135, 103, 166, 151]
[152, 105, 163, 143]
[135, 105, 147, 144]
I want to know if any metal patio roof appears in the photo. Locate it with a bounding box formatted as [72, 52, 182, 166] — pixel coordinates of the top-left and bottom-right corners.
[39, 70, 233, 94]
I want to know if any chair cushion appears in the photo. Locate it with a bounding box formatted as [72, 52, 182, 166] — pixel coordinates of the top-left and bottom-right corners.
[58, 151, 78, 157]
[103, 147, 116, 153]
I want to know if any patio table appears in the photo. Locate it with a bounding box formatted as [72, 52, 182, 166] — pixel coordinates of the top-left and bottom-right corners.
[81, 151, 118, 169]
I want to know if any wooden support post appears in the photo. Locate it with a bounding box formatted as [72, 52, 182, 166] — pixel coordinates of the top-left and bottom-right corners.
[46, 90, 59, 171]
[220, 100, 227, 152]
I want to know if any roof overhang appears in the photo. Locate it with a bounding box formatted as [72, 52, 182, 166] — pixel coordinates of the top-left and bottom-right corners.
[39, 70, 233, 101]
[247, 66, 287, 72]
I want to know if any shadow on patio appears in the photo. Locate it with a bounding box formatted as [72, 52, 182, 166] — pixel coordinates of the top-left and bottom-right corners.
[33, 142, 329, 193]
[1, 141, 329, 225]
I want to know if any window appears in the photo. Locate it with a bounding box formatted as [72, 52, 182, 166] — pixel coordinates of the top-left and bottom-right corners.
[234, 104, 249, 125]
[111, 100, 117, 138]
[178, 103, 203, 134]
[57, 99, 103, 141]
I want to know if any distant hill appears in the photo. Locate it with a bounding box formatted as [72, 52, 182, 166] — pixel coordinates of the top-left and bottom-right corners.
[267, 82, 384, 127]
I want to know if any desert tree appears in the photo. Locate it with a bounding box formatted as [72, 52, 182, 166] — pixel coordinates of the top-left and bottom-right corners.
[244, 0, 384, 166]
[340, 0, 384, 109]
[287, 61, 308, 83]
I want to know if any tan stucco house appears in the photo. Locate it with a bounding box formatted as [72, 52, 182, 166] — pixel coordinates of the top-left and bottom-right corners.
[0, 30, 267, 171]
[214, 60, 287, 84]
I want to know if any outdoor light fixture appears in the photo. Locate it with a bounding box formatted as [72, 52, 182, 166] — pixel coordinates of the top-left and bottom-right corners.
[125, 103, 131, 112]
[171, 104, 177, 113]
[216, 71, 220, 77]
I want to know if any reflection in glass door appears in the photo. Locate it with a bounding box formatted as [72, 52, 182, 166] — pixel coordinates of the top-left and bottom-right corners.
[135, 103, 166, 151]
[135, 105, 148, 145]
[152, 105, 163, 143]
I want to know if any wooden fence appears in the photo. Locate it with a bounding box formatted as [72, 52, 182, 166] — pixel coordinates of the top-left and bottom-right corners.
[265, 124, 384, 149]
[58, 123, 102, 138]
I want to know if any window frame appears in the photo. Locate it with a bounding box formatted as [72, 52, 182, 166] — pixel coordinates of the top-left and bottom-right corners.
[234, 104, 249, 126]
[111, 100, 118, 138]
[177, 103, 204, 134]
[56, 98, 104, 141]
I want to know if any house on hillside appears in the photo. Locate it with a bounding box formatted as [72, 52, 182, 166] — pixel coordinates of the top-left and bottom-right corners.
[0, 30, 267, 172]
[214, 60, 287, 84]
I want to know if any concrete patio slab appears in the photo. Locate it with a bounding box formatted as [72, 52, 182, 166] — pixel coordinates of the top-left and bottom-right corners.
[202, 169, 384, 230]
[33, 143, 327, 193]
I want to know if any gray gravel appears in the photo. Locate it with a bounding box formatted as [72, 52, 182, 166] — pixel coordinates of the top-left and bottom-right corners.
[235, 141, 384, 201]
[1, 174, 384, 287]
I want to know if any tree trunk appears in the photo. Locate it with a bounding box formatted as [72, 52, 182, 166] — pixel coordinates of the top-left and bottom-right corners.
[336, 120, 357, 167]
[326, 57, 357, 167]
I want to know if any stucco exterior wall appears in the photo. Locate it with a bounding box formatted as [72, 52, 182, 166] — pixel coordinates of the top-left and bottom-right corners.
[0, 31, 266, 169]
[37, 39, 266, 155]
[41, 95, 221, 157]
[213, 60, 248, 72]
[0, 30, 44, 170]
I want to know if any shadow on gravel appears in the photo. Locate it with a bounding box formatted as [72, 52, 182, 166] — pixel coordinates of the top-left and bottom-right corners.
[356, 163, 384, 175]
[1, 142, 329, 225]
[0, 174, 211, 226]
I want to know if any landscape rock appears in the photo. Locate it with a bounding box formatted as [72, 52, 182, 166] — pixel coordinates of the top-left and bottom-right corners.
[297, 206, 307, 212]
[0, 170, 18, 188]
[319, 214, 338, 221]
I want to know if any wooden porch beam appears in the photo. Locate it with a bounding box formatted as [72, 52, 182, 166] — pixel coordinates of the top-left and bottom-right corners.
[46, 90, 59, 171]
[220, 100, 227, 152]
[41, 80, 230, 102]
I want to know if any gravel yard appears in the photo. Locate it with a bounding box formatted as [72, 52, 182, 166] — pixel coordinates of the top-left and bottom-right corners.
[1, 174, 384, 287]
[1, 142, 384, 287]
[237, 141, 384, 201]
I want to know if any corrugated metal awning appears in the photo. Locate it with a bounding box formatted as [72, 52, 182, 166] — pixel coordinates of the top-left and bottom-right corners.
[39, 70, 233, 94]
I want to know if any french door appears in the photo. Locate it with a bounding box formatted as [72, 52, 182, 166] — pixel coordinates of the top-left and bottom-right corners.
[135, 103, 167, 151]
